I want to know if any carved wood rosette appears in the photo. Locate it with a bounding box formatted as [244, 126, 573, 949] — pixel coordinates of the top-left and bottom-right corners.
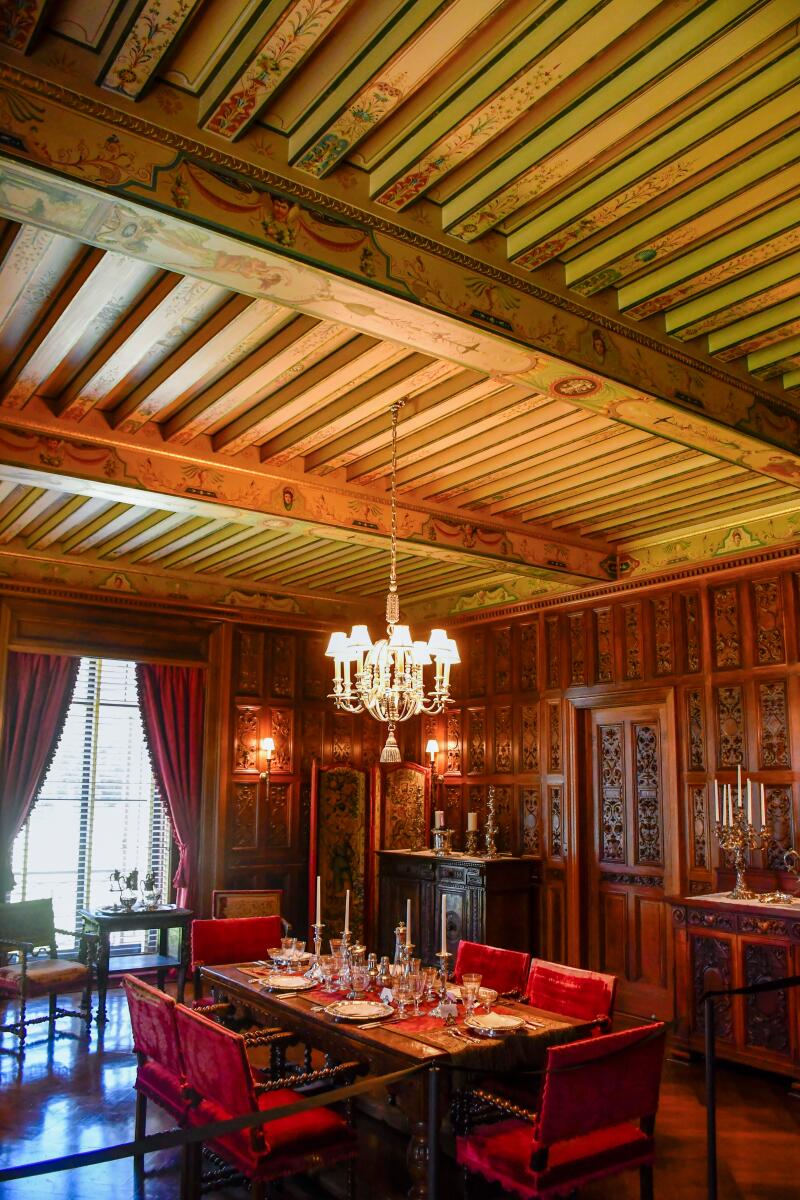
[236, 629, 264, 695]
[234, 705, 260, 772]
[598, 723, 625, 863]
[545, 616, 560, 689]
[682, 592, 702, 672]
[445, 710, 462, 775]
[520, 703, 539, 772]
[568, 611, 586, 685]
[758, 681, 790, 768]
[522, 784, 541, 856]
[686, 688, 706, 770]
[331, 713, 354, 764]
[268, 632, 296, 698]
[594, 607, 614, 683]
[519, 622, 538, 691]
[715, 685, 745, 768]
[494, 705, 512, 773]
[652, 595, 673, 675]
[711, 585, 741, 669]
[622, 603, 642, 680]
[751, 578, 786, 665]
[493, 626, 511, 693]
[467, 707, 486, 774]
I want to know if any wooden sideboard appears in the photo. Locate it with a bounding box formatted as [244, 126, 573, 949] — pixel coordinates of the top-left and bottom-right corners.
[669, 893, 800, 1086]
[376, 849, 539, 965]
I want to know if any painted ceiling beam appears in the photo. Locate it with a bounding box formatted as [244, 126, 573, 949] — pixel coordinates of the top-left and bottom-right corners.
[99, 0, 205, 100]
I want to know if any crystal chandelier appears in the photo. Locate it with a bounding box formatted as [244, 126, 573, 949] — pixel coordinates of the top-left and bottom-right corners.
[325, 400, 459, 763]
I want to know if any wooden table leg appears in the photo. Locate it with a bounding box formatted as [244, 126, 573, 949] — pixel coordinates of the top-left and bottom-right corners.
[157, 926, 168, 991]
[96, 932, 110, 1025]
[177, 920, 189, 1004]
[397, 1069, 443, 1200]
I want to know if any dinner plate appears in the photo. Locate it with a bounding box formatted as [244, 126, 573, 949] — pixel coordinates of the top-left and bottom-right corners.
[259, 974, 316, 992]
[324, 1000, 393, 1022]
[464, 1012, 524, 1038]
[446, 985, 498, 1005]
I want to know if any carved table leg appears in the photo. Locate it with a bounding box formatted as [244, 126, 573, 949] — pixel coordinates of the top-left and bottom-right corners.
[406, 1120, 429, 1200]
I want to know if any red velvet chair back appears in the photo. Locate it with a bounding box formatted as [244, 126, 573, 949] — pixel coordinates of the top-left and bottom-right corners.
[175, 1003, 257, 1120]
[123, 973, 184, 1078]
[454, 940, 530, 995]
[191, 915, 283, 972]
[526, 959, 617, 1024]
[534, 1023, 666, 1150]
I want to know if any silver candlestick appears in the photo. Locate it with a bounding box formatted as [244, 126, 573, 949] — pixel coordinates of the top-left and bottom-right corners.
[430, 950, 453, 1018]
[305, 922, 324, 980]
[484, 785, 499, 858]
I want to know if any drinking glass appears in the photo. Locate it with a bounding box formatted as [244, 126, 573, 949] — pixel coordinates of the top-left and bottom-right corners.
[329, 938, 343, 957]
[319, 955, 336, 992]
[409, 971, 426, 1016]
[394, 975, 411, 1020]
[292, 940, 306, 965]
[461, 972, 482, 1017]
[422, 966, 438, 1001]
[279, 936, 295, 971]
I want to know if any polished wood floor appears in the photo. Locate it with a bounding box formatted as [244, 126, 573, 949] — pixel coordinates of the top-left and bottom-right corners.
[0, 990, 798, 1199]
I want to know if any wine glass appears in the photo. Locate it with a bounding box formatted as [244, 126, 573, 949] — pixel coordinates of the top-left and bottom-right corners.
[461, 973, 482, 1018]
[422, 966, 438, 1001]
[409, 971, 426, 1016]
[319, 955, 336, 992]
[394, 975, 411, 1020]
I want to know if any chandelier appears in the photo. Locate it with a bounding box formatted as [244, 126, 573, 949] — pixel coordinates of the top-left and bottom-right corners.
[325, 400, 459, 763]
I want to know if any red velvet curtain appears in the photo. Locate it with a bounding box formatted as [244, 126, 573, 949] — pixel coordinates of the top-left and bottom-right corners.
[136, 663, 205, 912]
[1, 651, 80, 897]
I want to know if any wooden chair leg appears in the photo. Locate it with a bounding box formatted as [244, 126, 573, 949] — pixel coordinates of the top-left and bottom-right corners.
[49, 994, 57, 1036]
[640, 1164, 654, 1200]
[346, 1156, 356, 1200]
[134, 1091, 147, 1174]
[180, 1140, 202, 1200]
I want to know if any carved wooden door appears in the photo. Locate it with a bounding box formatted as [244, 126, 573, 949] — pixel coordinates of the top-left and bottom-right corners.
[587, 704, 674, 1020]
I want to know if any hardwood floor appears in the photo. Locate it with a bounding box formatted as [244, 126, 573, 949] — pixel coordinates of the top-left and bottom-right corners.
[0, 990, 797, 1199]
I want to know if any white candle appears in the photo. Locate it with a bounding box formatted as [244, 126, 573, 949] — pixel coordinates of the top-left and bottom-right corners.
[315, 875, 321, 927]
[737, 764, 742, 810]
[747, 779, 753, 826]
[725, 785, 731, 826]
[344, 889, 350, 938]
[760, 782, 767, 828]
[714, 779, 720, 824]
[467, 811, 478, 832]
[441, 893, 447, 955]
[435, 810, 444, 829]
[406, 898, 411, 948]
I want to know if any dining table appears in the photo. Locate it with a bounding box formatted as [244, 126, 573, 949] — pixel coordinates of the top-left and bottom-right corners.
[200, 963, 596, 1199]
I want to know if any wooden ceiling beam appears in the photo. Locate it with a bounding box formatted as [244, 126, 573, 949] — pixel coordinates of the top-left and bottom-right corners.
[98, 0, 205, 100]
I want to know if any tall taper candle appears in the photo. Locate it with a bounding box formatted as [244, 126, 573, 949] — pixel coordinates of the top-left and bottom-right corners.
[737, 764, 742, 810]
[714, 779, 720, 824]
[344, 889, 350, 938]
[440, 893, 447, 956]
[316, 875, 321, 927]
[747, 779, 753, 825]
[760, 782, 767, 828]
[406, 898, 411, 948]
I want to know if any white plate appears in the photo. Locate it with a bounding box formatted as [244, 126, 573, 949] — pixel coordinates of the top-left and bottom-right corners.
[259, 974, 316, 991]
[324, 1000, 393, 1022]
[464, 1012, 524, 1038]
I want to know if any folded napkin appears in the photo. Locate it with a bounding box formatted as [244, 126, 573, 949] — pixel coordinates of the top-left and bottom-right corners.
[469, 1012, 521, 1030]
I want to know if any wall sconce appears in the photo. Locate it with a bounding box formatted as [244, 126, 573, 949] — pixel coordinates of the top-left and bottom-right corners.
[426, 737, 444, 800]
[260, 736, 275, 802]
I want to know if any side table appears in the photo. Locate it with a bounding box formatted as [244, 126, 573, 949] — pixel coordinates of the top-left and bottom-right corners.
[79, 905, 193, 1023]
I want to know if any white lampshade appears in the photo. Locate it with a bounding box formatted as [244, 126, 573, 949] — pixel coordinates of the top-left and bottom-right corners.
[427, 628, 449, 655]
[325, 631, 349, 658]
[261, 736, 275, 759]
[388, 624, 413, 650]
[437, 637, 461, 664]
[348, 624, 373, 650]
[411, 640, 432, 664]
[425, 738, 439, 756]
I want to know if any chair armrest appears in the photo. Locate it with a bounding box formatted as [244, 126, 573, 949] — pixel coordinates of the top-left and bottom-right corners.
[254, 1059, 364, 1093]
[0, 938, 34, 955]
[470, 1086, 537, 1123]
[243, 1028, 296, 1048]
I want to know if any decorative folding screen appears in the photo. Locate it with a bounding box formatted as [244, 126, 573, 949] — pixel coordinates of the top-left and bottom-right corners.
[369, 761, 430, 942]
[309, 762, 369, 944]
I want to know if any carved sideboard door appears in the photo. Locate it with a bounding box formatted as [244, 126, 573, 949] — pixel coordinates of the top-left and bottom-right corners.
[585, 701, 678, 1020]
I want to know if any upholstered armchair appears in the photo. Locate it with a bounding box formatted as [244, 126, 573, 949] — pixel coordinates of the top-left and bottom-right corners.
[0, 897, 96, 1055]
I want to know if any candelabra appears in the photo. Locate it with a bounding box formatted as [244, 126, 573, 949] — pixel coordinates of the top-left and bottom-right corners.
[484, 785, 499, 859]
[430, 950, 453, 1018]
[305, 922, 324, 981]
[715, 806, 770, 901]
[337, 928, 353, 989]
[464, 828, 479, 854]
[431, 826, 453, 856]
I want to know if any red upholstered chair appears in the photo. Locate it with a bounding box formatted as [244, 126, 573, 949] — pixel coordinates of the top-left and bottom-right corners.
[525, 959, 617, 1031]
[191, 915, 284, 999]
[457, 1022, 666, 1200]
[454, 940, 530, 997]
[175, 1004, 361, 1200]
[123, 974, 187, 1173]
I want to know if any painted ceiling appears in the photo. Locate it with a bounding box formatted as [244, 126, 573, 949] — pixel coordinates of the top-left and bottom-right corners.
[0, 0, 798, 619]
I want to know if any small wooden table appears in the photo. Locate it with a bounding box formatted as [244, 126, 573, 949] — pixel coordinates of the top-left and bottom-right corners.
[80, 905, 193, 1023]
[202, 964, 592, 1199]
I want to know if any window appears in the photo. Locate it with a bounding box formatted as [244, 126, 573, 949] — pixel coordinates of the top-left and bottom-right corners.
[11, 657, 173, 954]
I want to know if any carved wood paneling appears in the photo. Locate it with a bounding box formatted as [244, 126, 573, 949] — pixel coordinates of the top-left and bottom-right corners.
[236, 629, 263, 695]
[686, 687, 706, 770]
[520, 703, 538, 772]
[268, 632, 295, 698]
[444, 783, 462, 833]
[231, 781, 258, 850]
[445, 710, 462, 776]
[622, 603, 642, 680]
[545, 616, 560, 689]
[494, 784, 513, 853]
[331, 713, 354, 764]
[744, 942, 790, 1054]
[549, 784, 563, 859]
[269, 707, 292, 772]
[234, 706, 259, 772]
[300, 709, 323, 773]
[751, 578, 785, 665]
[568, 611, 586, 685]
[266, 782, 290, 848]
[691, 785, 708, 869]
[594, 607, 614, 684]
[519, 622, 538, 691]
[361, 718, 382, 769]
[494, 705, 512, 773]
[758, 681, 790, 768]
[599, 723, 625, 863]
[716, 685, 745, 768]
[468, 784, 486, 826]
[493, 626, 511, 693]
[683, 592, 701, 673]
[652, 595, 673, 675]
[522, 784, 540, 856]
[764, 785, 794, 869]
[634, 722, 663, 865]
[548, 702, 561, 773]
[467, 708, 486, 774]
[712, 585, 741, 669]
[303, 636, 327, 699]
[691, 935, 733, 1040]
[468, 629, 487, 697]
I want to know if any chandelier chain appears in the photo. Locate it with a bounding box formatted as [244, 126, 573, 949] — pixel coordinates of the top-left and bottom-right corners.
[386, 399, 404, 625]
